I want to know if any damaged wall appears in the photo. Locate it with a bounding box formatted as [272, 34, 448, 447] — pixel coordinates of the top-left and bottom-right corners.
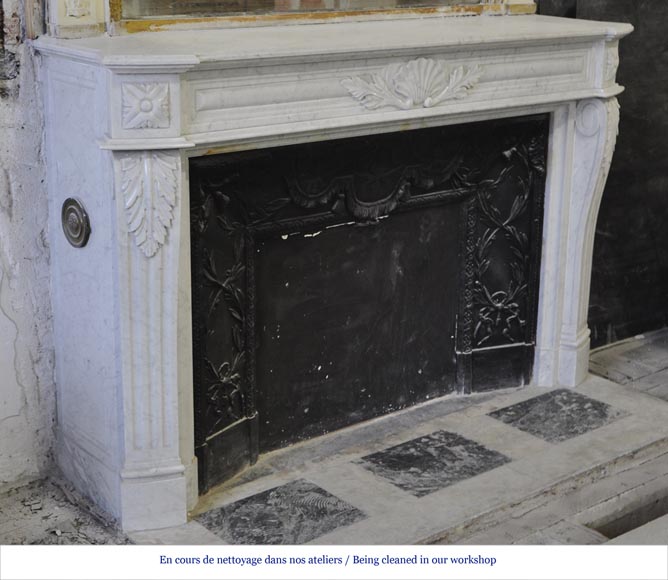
[0, 0, 54, 485]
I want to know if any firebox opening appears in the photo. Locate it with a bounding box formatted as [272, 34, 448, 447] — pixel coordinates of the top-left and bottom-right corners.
[190, 114, 548, 494]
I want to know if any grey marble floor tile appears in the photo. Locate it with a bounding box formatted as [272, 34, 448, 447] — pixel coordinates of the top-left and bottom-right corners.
[357, 430, 510, 497]
[488, 389, 627, 443]
[195, 479, 365, 544]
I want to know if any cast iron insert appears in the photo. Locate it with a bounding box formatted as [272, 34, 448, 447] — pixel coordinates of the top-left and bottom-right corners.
[190, 115, 548, 493]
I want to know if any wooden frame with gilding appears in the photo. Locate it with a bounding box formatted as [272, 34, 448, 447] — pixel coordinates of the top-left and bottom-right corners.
[105, 0, 536, 35]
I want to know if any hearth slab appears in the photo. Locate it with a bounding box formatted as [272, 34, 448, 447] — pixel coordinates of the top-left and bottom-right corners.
[125, 378, 668, 545]
[195, 479, 366, 544]
[357, 430, 510, 497]
[487, 388, 627, 443]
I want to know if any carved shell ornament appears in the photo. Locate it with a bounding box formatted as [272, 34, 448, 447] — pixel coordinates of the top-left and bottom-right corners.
[341, 58, 483, 111]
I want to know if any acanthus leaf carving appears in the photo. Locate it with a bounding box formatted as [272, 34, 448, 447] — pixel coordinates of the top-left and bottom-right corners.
[341, 58, 483, 111]
[121, 151, 179, 258]
[121, 82, 171, 130]
[605, 45, 620, 83]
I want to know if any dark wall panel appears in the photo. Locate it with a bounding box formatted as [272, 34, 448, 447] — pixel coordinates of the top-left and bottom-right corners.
[536, 0, 576, 17]
[577, 1, 668, 346]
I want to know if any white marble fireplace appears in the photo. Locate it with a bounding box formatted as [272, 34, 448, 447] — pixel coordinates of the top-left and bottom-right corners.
[34, 13, 632, 531]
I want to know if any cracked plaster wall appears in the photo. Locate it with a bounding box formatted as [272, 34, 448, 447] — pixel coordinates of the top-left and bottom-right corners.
[0, 0, 54, 485]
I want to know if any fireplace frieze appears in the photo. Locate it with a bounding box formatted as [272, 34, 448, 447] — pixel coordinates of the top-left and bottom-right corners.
[341, 59, 483, 111]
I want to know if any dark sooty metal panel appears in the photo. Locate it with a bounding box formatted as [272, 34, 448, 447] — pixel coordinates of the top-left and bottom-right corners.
[190, 115, 548, 492]
[255, 204, 460, 449]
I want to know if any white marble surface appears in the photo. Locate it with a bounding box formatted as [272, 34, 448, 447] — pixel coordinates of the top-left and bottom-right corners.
[36, 16, 631, 65]
[45, 57, 122, 519]
[35, 14, 632, 531]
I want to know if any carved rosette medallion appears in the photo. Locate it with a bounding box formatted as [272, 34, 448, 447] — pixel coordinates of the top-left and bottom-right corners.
[121, 83, 171, 130]
[120, 151, 179, 257]
[341, 58, 483, 111]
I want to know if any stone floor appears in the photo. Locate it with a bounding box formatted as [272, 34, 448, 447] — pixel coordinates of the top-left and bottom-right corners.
[590, 328, 668, 401]
[2, 330, 668, 546]
[0, 478, 130, 545]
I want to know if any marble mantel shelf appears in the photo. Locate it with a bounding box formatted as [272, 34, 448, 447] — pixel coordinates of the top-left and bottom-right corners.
[36, 16, 629, 67]
[35, 16, 632, 151]
[34, 14, 632, 531]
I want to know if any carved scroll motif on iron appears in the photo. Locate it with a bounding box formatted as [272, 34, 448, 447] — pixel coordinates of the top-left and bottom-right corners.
[341, 58, 483, 111]
[471, 137, 546, 348]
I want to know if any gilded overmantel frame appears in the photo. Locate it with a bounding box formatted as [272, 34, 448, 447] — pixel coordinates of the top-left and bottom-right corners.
[47, 0, 536, 37]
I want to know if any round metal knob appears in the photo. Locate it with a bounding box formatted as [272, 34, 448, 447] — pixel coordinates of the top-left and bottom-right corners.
[61, 198, 91, 248]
